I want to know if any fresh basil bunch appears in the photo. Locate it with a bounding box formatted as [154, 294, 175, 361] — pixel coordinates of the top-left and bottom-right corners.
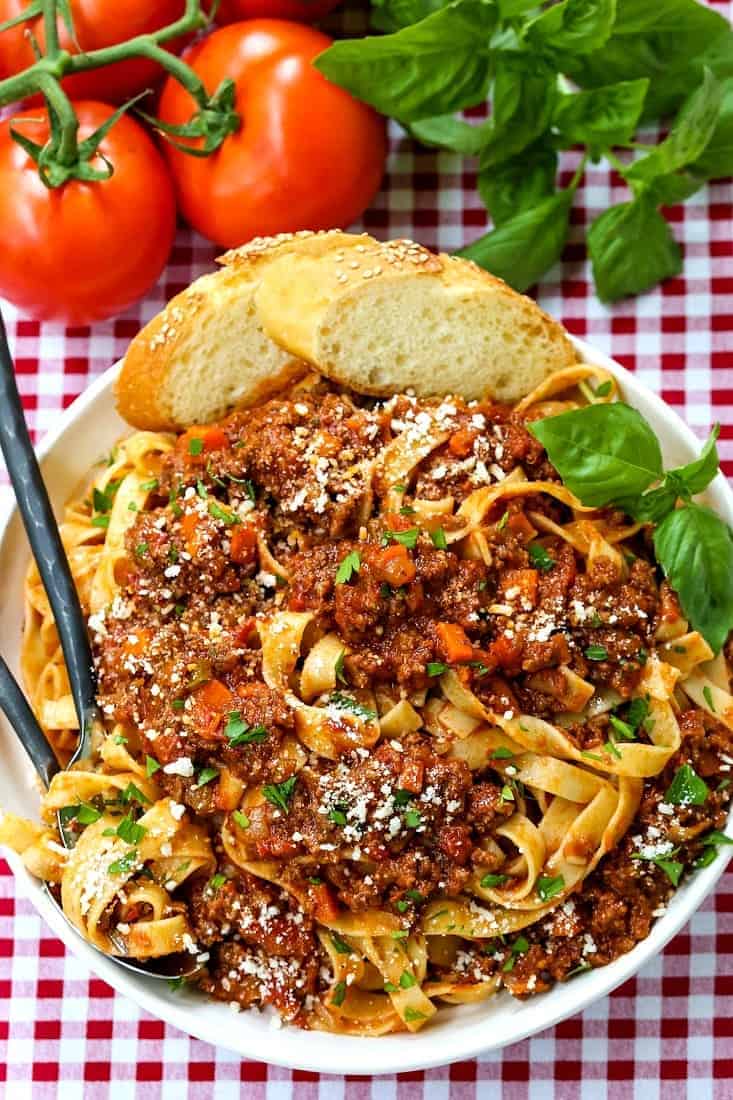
[316, 0, 733, 301]
[529, 403, 733, 652]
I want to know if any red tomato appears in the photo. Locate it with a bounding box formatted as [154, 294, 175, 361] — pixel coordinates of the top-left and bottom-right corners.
[157, 21, 387, 248]
[0, 102, 177, 324]
[0, 0, 186, 104]
[215, 0, 342, 23]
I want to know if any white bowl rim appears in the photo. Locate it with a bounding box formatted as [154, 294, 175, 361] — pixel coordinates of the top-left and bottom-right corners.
[0, 334, 731, 1076]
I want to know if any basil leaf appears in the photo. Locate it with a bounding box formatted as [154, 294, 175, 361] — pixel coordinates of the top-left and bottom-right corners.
[528, 402, 663, 506]
[653, 503, 733, 653]
[525, 0, 616, 56]
[479, 53, 558, 169]
[667, 424, 721, 498]
[371, 0, 452, 30]
[457, 189, 573, 292]
[478, 141, 557, 226]
[564, 0, 732, 120]
[551, 78, 648, 150]
[692, 77, 733, 179]
[314, 0, 496, 122]
[587, 196, 681, 302]
[625, 68, 724, 186]
[643, 172, 705, 206]
[411, 114, 490, 155]
[617, 483, 678, 524]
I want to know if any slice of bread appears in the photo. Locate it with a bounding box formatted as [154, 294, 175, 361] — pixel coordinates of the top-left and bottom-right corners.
[254, 234, 576, 404]
[116, 229, 576, 430]
[115, 232, 340, 430]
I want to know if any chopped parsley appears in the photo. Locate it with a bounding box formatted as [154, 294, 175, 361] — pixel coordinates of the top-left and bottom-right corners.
[392, 483, 407, 493]
[334, 650, 348, 685]
[140, 478, 159, 492]
[104, 812, 146, 845]
[528, 543, 555, 572]
[224, 711, 268, 746]
[196, 767, 219, 788]
[145, 755, 161, 777]
[404, 1007, 427, 1022]
[703, 685, 716, 711]
[430, 527, 447, 549]
[73, 802, 102, 825]
[500, 784, 515, 802]
[665, 763, 709, 806]
[426, 661, 448, 677]
[108, 849, 140, 876]
[608, 715, 635, 741]
[536, 874, 565, 902]
[196, 479, 208, 500]
[208, 500, 240, 526]
[92, 480, 121, 515]
[584, 645, 608, 661]
[335, 549, 361, 584]
[328, 692, 377, 721]
[331, 932, 352, 954]
[497, 511, 509, 530]
[171, 698, 185, 712]
[490, 746, 514, 760]
[502, 934, 529, 973]
[393, 789, 413, 807]
[404, 809, 422, 828]
[134, 542, 149, 559]
[595, 380, 613, 397]
[90, 514, 110, 529]
[631, 847, 683, 885]
[400, 504, 416, 516]
[208, 874, 227, 892]
[232, 810, 250, 830]
[399, 970, 416, 989]
[480, 872, 508, 888]
[383, 527, 419, 549]
[567, 961, 592, 978]
[119, 782, 150, 805]
[328, 807, 348, 826]
[331, 981, 347, 1007]
[262, 775, 298, 813]
[188, 437, 204, 456]
[604, 738, 622, 760]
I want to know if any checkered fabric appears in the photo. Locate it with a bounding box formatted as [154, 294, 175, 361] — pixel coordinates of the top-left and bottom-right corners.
[1, 0, 733, 1091]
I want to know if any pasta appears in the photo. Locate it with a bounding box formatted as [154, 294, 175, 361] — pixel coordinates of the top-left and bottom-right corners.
[2, 365, 732, 1033]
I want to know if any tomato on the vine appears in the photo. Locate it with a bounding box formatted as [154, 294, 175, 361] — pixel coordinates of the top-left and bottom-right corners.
[0, 0, 186, 104]
[0, 102, 177, 324]
[214, 0, 343, 23]
[157, 21, 387, 249]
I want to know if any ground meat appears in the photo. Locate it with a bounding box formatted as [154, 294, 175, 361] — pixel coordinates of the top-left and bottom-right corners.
[84, 382, 733, 1024]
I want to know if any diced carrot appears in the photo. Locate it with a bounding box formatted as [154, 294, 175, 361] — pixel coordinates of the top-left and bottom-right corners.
[372, 544, 416, 586]
[235, 618, 257, 647]
[436, 622, 474, 664]
[230, 524, 257, 566]
[180, 510, 201, 557]
[398, 758, 424, 794]
[506, 511, 537, 543]
[122, 627, 151, 657]
[196, 679, 233, 712]
[501, 568, 539, 607]
[311, 882, 341, 923]
[177, 425, 229, 464]
[489, 633, 524, 671]
[448, 427, 478, 458]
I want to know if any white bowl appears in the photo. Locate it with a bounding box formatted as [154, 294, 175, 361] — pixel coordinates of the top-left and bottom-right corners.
[1, 336, 731, 1075]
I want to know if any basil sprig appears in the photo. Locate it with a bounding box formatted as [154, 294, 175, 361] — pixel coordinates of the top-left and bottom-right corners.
[529, 403, 733, 652]
[316, 0, 732, 301]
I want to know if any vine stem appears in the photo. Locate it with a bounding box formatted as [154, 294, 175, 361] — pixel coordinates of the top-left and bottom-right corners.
[0, 0, 209, 109]
[35, 71, 78, 165]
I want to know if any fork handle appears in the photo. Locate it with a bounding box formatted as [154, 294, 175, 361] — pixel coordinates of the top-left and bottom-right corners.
[0, 311, 98, 757]
[0, 655, 58, 788]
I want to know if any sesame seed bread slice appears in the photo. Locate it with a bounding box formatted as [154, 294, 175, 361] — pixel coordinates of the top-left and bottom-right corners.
[253, 234, 576, 404]
[115, 231, 349, 430]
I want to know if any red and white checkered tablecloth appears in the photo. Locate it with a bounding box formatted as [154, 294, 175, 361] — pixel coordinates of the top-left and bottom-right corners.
[1, 2, 733, 1090]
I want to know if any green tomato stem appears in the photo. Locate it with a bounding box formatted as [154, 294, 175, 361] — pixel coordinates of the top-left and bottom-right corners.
[41, 0, 60, 56]
[36, 72, 78, 166]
